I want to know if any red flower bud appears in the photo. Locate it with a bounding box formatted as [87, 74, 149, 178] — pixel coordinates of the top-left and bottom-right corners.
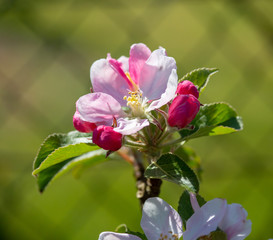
[168, 95, 200, 129]
[73, 111, 97, 133]
[93, 125, 122, 151]
[176, 80, 199, 99]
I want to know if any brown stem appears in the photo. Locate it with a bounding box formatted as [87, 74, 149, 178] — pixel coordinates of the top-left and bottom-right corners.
[133, 151, 162, 209]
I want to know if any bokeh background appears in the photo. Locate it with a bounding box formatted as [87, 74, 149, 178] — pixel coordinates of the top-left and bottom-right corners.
[1, 0, 273, 239]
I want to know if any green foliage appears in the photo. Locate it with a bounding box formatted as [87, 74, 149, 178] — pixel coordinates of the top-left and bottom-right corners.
[33, 131, 108, 192]
[179, 67, 218, 93]
[180, 103, 243, 140]
[178, 190, 206, 227]
[145, 153, 199, 193]
[173, 146, 202, 180]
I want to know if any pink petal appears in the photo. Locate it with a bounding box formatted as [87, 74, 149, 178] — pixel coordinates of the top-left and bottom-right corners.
[118, 56, 129, 72]
[99, 232, 141, 240]
[93, 126, 122, 151]
[183, 198, 227, 240]
[129, 43, 151, 85]
[90, 59, 130, 106]
[146, 69, 177, 111]
[140, 197, 183, 240]
[114, 118, 149, 135]
[218, 203, 252, 240]
[73, 111, 97, 133]
[138, 47, 177, 101]
[76, 92, 125, 126]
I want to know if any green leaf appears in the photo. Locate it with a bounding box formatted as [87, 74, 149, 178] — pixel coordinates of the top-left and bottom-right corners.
[179, 67, 218, 93]
[33, 131, 93, 170]
[33, 131, 97, 175]
[173, 146, 202, 180]
[179, 103, 243, 140]
[33, 131, 108, 192]
[177, 190, 206, 227]
[145, 153, 199, 193]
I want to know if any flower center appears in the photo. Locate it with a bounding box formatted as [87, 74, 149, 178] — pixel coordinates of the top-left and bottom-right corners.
[123, 72, 146, 117]
[123, 90, 144, 116]
[158, 231, 178, 240]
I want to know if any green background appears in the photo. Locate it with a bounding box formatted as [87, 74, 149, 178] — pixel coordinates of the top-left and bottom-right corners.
[0, 0, 272, 239]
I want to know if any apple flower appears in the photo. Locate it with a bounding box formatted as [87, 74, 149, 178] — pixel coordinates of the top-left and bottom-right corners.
[176, 80, 199, 99]
[73, 43, 178, 150]
[98, 197, 183, 240]
[183, 193, 252, 240]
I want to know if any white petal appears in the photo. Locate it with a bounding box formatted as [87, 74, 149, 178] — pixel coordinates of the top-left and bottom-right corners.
[183, 198, 227, 240]
[140, 197, 183, 240]
[146, 69, 178, 111]
[218, 203, 252, 240]
[77, 92, 125, 126]
[99, 232, 141, 240]
[91, 59, 129, 106]
[114, 118, 149, 135]
[138, 47, 177, 101]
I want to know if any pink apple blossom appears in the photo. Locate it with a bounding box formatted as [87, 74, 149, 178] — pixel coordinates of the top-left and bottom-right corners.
[168, 94, 200, 129]
[73, 43, 178, 149]
[98, 197, 183, 240]
[183, 194, 252, 240]
[93, 126, 122, 151]
[176, 80, 199, 99]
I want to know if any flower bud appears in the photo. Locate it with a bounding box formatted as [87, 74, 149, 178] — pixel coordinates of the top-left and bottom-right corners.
[168, 95, 200, 129]
[93, 125, 122, 151]
[176, 80, 199, 99]
[73, 111, 97, 133]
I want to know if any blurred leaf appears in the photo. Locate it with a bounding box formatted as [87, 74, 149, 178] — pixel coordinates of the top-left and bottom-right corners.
[179, 67, 218, 93]
[173, 146, 202, 180]
[178, 190, 206, 227]
[145, 153, 199, 193]
[33, 131, 108, 192]
[179, 103, 243, 140]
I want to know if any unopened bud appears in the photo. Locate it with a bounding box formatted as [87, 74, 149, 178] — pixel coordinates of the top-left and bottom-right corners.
[176, 80, 199, 99]
[73, 111, 97, 133]
[93, 125, 122, 151]
[168, 95, 200, 129]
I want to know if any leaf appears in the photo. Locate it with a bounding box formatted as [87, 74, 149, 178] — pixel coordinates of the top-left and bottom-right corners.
[173, 146, 202, 180]
[177, 190, 206, 227]
[145, 153, 199, 193]
[179, 67, 218, 93]
[179, 103, 243, 140]
[32, 131, 108, 192]
[33, 131, 93, 170]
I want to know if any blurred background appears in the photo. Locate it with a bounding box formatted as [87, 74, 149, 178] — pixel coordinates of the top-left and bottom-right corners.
[0, 0, 272, 239]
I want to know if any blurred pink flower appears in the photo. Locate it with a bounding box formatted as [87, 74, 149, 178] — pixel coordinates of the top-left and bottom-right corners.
[98, 197, 183, 240]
